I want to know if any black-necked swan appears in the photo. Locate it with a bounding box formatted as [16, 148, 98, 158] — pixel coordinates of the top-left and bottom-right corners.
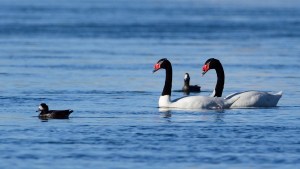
[182, 73, 201, 94]
[202, 58, 283, 108]
[153, 58, 238, 109]
[37, 103, 73, 119]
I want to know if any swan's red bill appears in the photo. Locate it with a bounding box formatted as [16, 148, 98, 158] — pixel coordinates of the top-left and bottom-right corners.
[202, 64, 209, 75]
[202, 64, 209, 71]
[153, 63, 160, 72]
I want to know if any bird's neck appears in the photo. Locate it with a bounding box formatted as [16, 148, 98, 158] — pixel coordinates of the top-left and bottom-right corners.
[184, 80, 190, 87]
[162, 62, 172, 96]
[214, 62, 225, 97]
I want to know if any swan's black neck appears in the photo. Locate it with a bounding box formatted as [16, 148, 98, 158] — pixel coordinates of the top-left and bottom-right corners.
[162, 60, 172, 96]
[213, 60, 225, 97]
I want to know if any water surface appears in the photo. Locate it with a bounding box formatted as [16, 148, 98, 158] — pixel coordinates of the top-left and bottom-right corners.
[1, 0, 300, 168]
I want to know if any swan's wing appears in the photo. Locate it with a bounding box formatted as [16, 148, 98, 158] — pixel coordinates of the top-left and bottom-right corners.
[171, 96, 225, 109]
[225, 90, 283, 100]
[172, 95, 189, 102]
[225, 91, 283, 108]
[224, 91, 251, 100]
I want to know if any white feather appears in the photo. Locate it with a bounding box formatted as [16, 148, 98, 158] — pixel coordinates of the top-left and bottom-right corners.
[225, 91, 283, 108]
[159, 95, 238, 109]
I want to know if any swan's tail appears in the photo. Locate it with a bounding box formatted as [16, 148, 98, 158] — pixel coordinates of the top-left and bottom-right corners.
[270, 91, 283, 107]
[275, 91, 283, 96]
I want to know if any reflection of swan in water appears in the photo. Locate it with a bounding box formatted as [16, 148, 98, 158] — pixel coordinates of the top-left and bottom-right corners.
[159, 110, 172, 118]
[158, 107, 224, 112]
[158, 107, 225, 122]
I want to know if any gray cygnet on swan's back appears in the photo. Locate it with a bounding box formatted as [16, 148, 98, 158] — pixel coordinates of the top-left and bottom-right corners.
[182, 73, 201, 94]
[37, 103, 73, 119]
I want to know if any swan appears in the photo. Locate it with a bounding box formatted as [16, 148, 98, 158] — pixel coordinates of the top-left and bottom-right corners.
[202, 58, 283, 108]
[182, 73, 201, 94]
[153, 58, 238, 109]
[37, 103, 73, 119]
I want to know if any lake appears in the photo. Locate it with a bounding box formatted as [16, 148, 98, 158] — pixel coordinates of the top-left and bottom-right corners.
[0, 0, 300, 168]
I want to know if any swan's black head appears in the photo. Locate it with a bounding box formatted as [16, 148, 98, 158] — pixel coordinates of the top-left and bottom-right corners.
[38, 103, 49, 112]
[202, 58, 221, 76]
[184, 73, 190, 82]
[153, 58, 170, 73]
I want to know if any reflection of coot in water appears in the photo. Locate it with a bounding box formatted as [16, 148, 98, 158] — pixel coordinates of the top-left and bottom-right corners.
[37, 103, 73, 119]
[182, 73, 201, 94]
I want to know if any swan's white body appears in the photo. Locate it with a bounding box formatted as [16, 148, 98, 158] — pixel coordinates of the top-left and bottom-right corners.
[224, 91, 283, 108]
[202, 58, 283, 108]
[159, 95, 237, 109]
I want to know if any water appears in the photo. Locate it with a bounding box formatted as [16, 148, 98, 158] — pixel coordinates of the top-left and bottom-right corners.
[1, 0, 300, 168]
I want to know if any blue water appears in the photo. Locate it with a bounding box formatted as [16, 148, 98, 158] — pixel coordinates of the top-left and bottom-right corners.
[1, 0, 300, 168]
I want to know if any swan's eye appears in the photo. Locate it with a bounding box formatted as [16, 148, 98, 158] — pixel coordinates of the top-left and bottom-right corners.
[154, 63, 160, 70]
